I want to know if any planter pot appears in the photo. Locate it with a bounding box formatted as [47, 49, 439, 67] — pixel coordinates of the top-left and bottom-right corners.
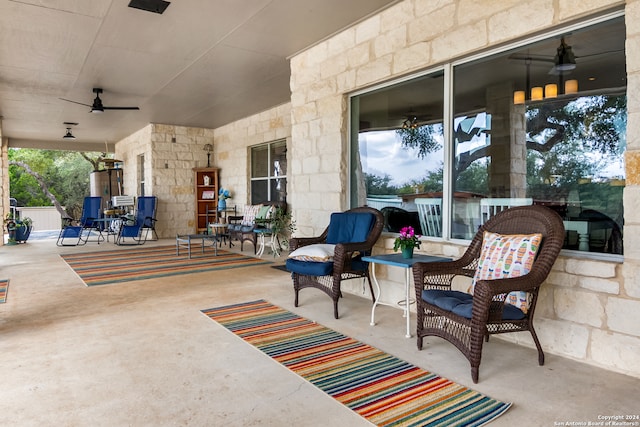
[14, 224, 32, 243]
[401, 247, 414, 259]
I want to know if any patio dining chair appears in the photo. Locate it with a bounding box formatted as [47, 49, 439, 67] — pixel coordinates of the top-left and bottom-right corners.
[285, 206, 384, 319]
[415, 198, 442, 237]
[56, 196, 103, 246]
[479, 197, 533, 224]
[115, 196, 157, 245]
[412, 205, 564, 383]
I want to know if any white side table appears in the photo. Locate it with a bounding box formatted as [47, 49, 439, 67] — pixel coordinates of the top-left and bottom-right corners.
[253, 228, 280, 257]
[362, 253, 451, 338]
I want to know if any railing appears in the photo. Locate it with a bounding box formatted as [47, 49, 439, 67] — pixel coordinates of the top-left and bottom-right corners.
[366, 197, 403, 211]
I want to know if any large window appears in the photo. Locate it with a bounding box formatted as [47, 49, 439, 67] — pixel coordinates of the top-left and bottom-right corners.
[250, 140, 287, 204]
[351, 15, 626, 256]
[350, 72, 445, 236]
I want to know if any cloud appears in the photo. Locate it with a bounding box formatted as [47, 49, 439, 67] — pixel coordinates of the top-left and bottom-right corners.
[359, 130, 443, 186]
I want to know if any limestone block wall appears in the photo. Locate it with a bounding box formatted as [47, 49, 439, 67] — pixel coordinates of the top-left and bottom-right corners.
[1, 124, 8, 246]
[116, 123, 215, 237]
[289, 0, 640, 378]
[212, 103, 291, 211]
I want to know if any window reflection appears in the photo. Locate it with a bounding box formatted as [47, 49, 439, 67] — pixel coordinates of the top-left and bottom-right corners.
[251, 140, 287, 204]
[352, 16, 625, 255]
[352, 72, 445, 236]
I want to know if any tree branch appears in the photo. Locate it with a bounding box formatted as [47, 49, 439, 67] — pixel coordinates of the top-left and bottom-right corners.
[9, 160, 70, 220]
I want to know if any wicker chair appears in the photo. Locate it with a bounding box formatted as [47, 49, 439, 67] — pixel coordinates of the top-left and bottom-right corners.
[228, 201, 286, 253]
[412, 205, 564, 383]
[286, 206, 384, 319]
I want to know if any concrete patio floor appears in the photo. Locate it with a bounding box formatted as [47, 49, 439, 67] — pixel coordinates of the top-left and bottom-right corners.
[0, 235, 638, 426]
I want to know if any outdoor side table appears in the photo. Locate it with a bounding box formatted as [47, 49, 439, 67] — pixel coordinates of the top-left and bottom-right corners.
[253, 228, 280, 257]
[175, 233, 218, 259]
[92, 217, 121, 244]
[362, 253, 451, 338]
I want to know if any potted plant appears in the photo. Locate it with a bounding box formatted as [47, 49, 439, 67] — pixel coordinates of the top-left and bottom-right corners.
[393, 226, 421, 259]
[270, 207, 296, 251]
[5, 213, 33, 244]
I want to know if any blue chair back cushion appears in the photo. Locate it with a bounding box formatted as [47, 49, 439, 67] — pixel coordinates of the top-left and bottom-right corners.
[80, 196, 102, 226]
[421, 289, 525, 320]
[326, 212, 375, 244]
[286, 211, 375, 277]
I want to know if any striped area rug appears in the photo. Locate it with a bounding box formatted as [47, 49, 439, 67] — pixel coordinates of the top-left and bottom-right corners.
[61, 245, 272, 286]
[202, 300, 511, 427]
[0, 279, 8, 303]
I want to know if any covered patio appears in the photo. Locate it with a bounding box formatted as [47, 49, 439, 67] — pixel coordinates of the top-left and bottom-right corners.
[0, 237, 637, 425]
[2, 1, 640, 423]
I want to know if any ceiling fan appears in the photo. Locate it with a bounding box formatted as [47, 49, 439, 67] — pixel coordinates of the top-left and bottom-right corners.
[60, 88, 139, 113]
[392, 108, 431, 129]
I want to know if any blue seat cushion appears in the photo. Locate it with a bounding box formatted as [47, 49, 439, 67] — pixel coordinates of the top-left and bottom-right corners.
[286, 258, 333, 276]
[326, 212, 375, 244]
[421, 289, 526, 320]
[285, 257, 370, 277]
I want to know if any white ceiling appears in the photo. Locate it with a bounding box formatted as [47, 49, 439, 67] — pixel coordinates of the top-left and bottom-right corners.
[0, 0, 398, 151]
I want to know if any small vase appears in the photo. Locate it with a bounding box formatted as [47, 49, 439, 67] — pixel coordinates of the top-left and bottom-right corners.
[401, 247, 414, 259]
[218, 198, 227, 211]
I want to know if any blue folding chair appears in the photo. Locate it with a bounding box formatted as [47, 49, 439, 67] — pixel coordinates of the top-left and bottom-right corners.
[115, 196, 157, 245]
[57, 196, 103, 246]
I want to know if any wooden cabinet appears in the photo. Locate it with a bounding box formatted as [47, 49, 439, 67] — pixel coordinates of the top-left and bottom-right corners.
[193, 167, 219, 234]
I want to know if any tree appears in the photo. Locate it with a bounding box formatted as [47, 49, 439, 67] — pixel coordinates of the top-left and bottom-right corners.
[396, 124, 442, 158]
[400, 94, 626, 183]
[8, 149, 106, 221]
[9, 160, 69, 218]
[365, 173, 396, 195]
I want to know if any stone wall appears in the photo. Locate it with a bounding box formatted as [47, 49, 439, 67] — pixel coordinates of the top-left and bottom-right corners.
[0, 121, 7, 245]
[212, 103, 291, 210]
[116, 123, 215, 237]
[115, 107, 291, 238]
[288, 0, 640, 379]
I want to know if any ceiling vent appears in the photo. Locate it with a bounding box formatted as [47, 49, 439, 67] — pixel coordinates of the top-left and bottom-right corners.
[128, 0, 170, 14]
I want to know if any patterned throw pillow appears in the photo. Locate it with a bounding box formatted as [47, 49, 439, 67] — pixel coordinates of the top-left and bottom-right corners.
[256, 205, 272, 220]
[469, 231, 542, 313]
[241, 204, 262, 226]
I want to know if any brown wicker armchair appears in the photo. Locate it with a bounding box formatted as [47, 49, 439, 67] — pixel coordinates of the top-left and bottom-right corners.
[285, 206, 384, 319]
[412, 205, 564, 383]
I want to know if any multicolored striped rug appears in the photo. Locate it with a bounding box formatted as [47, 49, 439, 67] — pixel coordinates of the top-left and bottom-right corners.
[202, 300, 511, 427]
[61, 245, 272, 286]
[0, 279, 8, 303]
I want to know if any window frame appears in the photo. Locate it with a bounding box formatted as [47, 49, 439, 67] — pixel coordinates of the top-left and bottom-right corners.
[249, 139, 287, 204]
[348, 10, 625, 261]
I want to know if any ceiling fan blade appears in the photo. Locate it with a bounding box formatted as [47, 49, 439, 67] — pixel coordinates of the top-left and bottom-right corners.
[59, 98, 92, 108]
[103, 106, 140, 110]
[508, 53, 555, 64]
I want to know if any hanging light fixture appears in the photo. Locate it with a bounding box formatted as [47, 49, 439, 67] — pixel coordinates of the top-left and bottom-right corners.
[530, 86, 544, 101]
[565, 79, 579, 94]
[402, 116, 419, 129]
[62, 122, 78, 139]
[545, 83, 558, 98]
[554, 37, 576, 71]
